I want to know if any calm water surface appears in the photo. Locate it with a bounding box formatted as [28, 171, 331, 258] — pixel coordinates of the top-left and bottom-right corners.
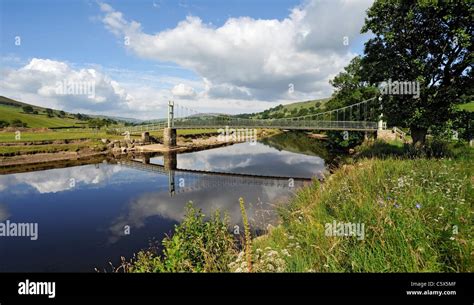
[0, 134, 328, 272]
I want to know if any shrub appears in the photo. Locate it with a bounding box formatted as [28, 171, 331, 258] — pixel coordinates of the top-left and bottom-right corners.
[22, 105, 34, 113]
[355, 138, 462, 160]
[121, 203, 237, 272]
[0, 120, 9, 128]
[10, 119, 27, 127]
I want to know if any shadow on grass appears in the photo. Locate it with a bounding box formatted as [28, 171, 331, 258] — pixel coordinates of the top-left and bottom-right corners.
[355, 139, 473, 160]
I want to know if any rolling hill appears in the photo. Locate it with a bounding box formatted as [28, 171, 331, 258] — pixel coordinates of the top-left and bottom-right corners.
[0, 96, 136, 128]
[236, 97, 331, 119]
[0, 104, 87, 128]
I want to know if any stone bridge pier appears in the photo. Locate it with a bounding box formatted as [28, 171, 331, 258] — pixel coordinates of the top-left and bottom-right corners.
[163, 127, 177, 147]
[163, 151, 177, 171]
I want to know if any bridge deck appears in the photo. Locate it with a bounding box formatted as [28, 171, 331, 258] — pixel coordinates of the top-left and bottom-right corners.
[113, 120, 379, 134]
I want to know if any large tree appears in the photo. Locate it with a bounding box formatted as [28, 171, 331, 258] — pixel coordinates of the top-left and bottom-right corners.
[329, 56, 379, 112]
[360, 0, 473, 145]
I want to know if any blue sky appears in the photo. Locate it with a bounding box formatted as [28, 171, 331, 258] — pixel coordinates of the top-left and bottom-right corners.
[0, 0, 373, 119]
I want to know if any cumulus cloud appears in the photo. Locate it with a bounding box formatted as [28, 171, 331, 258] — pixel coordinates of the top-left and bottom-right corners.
[0, 1, 373, 118]
[171, 83, 197, 99]
[99, 0, 372, 101]
[1, 58, 132, 112]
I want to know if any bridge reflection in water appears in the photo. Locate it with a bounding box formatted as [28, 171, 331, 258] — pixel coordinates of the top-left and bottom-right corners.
[117, 152, 313, 196]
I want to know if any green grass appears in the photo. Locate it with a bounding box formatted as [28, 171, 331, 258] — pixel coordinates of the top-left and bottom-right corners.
[247, 98, 330, 119]
[177, 129, 218, 135]
[0, 128, 222, 143]
[0, 130, 126, 143]
[0, 142, 106, 156]
[458, 102, 474, 112]
[254, 155, 474, 272]
[0, 105, 85, 128]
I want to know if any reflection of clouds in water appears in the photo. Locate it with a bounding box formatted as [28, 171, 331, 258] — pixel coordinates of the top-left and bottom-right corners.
[176, 143, 325, 178]
[0, 164, 123, 194]
[0, 204, 10, 222]
[107, 179, 306, 244]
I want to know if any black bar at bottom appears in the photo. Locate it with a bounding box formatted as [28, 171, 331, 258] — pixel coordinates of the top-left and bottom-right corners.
[0, 273, 472, 301]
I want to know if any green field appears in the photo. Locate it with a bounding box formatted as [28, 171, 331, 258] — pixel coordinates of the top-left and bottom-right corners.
[280, 98, 330, 112]
[0, 128, 222, 143]
[249, 97, 330, 119]
[0, 142, 103, 156]
[0, 104, 86, 128]
[0, 130, 120, 142]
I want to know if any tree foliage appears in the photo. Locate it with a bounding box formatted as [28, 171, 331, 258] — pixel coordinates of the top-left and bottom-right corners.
[360, 0, 473, 144]
[22, 105, 34, 113]
[329, 56, 379, 111]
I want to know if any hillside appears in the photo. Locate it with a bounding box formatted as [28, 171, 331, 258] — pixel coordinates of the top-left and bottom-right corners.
[0, 104, 87, 128]
[0, 96, 129, 128]
[279, 98, 330, 112]
[236, 97, 330, 119]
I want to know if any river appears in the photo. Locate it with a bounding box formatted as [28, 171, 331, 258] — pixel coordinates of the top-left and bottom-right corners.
[0, 132, 331, 272]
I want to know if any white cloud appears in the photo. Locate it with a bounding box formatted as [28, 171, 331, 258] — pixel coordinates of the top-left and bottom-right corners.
[99, 0, 372, 101]
[1, 58, 132, 112]
[0, 58, 278, 118]
[0, 1, 374, 119]
[171, 83, 197, 99]
[0, 164, 122, 194]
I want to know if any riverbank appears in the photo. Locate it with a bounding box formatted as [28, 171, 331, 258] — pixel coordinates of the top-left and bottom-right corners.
[120, 139, 473, 273]
[0, 128, 282, 167]
[252, 156, 473, 272]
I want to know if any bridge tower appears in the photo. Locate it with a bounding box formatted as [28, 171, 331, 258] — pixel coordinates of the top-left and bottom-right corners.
[164, 100, 177, 147]
[167, 100, 174, 128]
[377, 97, 386, 130]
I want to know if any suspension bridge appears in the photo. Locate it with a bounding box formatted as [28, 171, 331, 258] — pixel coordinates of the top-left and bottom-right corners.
[112, 97, 386, 136]
[116, 157, 312, 196]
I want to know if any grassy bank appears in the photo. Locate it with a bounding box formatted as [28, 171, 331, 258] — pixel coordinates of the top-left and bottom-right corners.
[253, 156, 473, 272]
[0, 141, 107, 156]
[0, 130, 120, 143]
[119, 140, 473, 273]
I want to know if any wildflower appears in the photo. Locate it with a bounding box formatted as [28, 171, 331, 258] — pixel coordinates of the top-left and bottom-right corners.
[416, 203, 422, 209]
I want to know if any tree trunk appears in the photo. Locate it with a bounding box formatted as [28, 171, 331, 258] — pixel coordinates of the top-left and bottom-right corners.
[410, 126, 427, 147]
